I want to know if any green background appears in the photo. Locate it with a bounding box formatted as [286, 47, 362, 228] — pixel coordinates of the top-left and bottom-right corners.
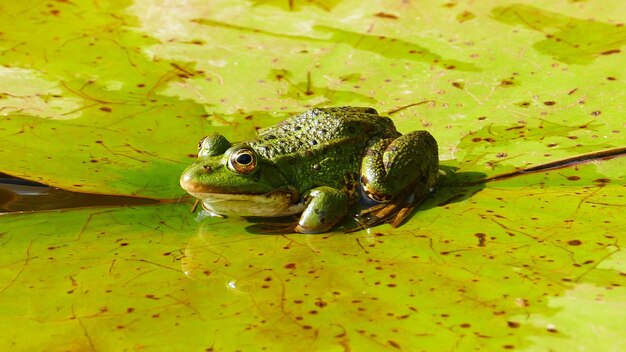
[1, 0, 624, 350]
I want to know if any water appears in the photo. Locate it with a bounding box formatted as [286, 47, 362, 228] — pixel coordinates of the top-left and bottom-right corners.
[0, 173, 159, 212]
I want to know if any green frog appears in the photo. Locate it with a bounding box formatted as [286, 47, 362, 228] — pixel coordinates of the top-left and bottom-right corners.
[180, 107, 439, 233]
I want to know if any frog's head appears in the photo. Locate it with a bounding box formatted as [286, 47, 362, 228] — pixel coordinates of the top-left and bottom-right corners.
[180, 134, 301, 217]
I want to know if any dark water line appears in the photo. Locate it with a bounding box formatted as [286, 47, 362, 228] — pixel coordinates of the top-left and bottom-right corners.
[471, 146, 626, 185]
[0, 179, 168, 213]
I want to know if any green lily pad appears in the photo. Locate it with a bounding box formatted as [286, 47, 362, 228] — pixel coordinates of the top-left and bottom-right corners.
[1, 157, 624, 350]
[0, 0, 625, 350]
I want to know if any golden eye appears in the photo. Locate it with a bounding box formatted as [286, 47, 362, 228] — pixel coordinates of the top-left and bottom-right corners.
[228, 148, 257, 174]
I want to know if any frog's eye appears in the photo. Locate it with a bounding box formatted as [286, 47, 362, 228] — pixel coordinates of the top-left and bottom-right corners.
[228, 148, 257, 174]
[198, 134, 232, 157]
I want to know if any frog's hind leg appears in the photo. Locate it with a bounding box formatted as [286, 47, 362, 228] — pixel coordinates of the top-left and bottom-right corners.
[360, 131, 438, 202]
[359, 130, 439, 227]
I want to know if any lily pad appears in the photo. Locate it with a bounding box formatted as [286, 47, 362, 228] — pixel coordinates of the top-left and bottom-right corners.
[0, 0, 625, 351]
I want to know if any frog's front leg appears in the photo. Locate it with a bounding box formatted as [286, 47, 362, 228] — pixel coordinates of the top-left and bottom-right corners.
[360, 130, 439, 203]
[295, 186, 349, 234]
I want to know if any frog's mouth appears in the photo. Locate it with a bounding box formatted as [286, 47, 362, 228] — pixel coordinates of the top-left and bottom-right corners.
[185, 188, 304, 218]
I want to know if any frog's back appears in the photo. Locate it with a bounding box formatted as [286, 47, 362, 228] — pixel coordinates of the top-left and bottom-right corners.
[249, 107, 399, 159]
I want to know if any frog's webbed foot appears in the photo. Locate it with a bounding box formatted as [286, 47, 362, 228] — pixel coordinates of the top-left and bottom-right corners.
[352, 180, 435, 231]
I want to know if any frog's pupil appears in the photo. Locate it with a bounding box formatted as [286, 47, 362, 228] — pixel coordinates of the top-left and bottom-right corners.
[237, 154, 253, 165]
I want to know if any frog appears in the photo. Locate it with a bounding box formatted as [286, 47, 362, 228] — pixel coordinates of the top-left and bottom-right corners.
[180, 107, 439, 233]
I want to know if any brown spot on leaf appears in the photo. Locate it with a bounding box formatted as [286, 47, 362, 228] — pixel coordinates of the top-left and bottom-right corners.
[567, 239, 582, 246]
[507, 321, 520, 328]
[374, 12, 398, 19]
[475, 233, 486, 247]
[456, 11, 475, 23]
[601, 49, 621, 55]
[388, 340, 401, 349]
[315, 299, 328, 308]
[99, 107, 112, 112]
[506, 125, 524, 131]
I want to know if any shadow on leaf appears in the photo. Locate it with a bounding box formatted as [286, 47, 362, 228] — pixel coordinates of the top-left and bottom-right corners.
[245, 165, 487, 234]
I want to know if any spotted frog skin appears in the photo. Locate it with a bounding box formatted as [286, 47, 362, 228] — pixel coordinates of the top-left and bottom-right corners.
[180, 107, 439, 233]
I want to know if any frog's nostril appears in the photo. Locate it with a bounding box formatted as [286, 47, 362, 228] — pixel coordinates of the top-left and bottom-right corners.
[203, 165, 213, 173]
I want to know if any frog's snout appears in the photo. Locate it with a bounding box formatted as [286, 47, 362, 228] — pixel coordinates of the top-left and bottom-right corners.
[179, 171, 194, 193]
[180, 166, 201, 193]
[180, 162, 213, 193]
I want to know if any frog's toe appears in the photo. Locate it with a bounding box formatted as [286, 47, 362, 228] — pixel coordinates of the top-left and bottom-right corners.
[355, 199, 404, 228]
[357, 180, 435, 229]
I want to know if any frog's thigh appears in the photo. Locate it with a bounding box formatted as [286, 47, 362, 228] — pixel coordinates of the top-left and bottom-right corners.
[361, 131, 438, 201]
[295, 186, 348, 234]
